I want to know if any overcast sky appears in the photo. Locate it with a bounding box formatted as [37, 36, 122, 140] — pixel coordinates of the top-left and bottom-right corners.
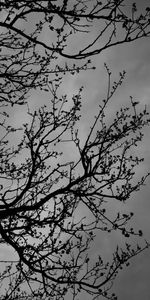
[77, 11, 150, 299]
[1, 1, 150, 299]
[107, 32, 150, 300]
[77, 37, 150, 299]
[85, 1, 150, 298]
[63, 1, 150, 298]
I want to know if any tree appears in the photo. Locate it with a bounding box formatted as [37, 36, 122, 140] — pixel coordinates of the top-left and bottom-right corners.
[1, 0, 150, 106]
[0, 1, 150, 299]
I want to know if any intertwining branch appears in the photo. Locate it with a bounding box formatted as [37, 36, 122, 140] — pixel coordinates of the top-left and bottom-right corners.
[0, 65, 150, 300]
[0, 0, 150, 105]
[0, 1, 150, 300]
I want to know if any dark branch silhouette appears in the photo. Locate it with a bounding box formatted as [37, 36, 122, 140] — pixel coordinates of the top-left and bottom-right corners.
[0, 0, 150, 105]
[0, 1, 150, 300]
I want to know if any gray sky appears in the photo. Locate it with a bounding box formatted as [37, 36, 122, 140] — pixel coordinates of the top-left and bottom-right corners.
[62, 2, 150, 297]
[80, 33, 150, 300]
[87, 8, 150, 298]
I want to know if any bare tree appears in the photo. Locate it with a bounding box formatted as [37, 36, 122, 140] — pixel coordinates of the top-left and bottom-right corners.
[0, 1, 150, 300]
[0, 0, 150, 105]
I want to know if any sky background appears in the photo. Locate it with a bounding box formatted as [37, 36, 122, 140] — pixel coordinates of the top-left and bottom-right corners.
[76, 37, 150, 299]
[1, 1, 150, 299]
[74, 13, 150, 298]
[106, 35, 150, 300]
[81, 1, 150, 297]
